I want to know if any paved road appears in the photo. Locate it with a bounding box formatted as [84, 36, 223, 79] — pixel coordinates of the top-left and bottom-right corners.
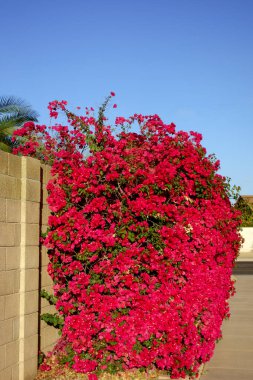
[201, 275, 253, 380]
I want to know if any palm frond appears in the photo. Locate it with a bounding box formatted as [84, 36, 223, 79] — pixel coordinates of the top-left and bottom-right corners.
[0, 95, 39, 151]
[0, 112, 37, 131]
[0, 96, 39, 120]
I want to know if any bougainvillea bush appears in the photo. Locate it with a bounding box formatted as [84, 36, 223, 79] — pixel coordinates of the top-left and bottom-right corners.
[13, 95, 242, 379]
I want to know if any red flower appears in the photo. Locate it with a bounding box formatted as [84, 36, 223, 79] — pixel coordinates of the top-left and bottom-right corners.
[13, 96, 242, 378]
[39, 363, 51, 372]
[88, 375, 98, 380]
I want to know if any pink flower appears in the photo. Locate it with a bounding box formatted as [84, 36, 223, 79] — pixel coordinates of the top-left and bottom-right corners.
[14, 96, 242, 376]
[88, 375, 98, 380]
[39, 363, 51, 371]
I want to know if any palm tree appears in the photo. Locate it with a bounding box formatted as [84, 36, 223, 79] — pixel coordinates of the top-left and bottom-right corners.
[0, 96, 39, 152]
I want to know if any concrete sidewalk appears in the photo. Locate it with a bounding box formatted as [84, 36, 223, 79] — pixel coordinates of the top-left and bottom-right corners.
[201, 275, 253, 380]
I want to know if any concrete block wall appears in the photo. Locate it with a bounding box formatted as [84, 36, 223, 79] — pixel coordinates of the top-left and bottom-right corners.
[39, 164, 59, 353]
[0, 152, 22, 380]
[0, 151, 57, 380]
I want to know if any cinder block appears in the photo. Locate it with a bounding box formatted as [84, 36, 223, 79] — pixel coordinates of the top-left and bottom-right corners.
[41, 296, 49, 310]
[41, 268, 53, 288]
[0, 270, 19, 295]
[24, 179, 40, 203]
[0, 176, 21, 199]
[24, 269, 38, 292]
[41, 246, 49, 267]
[23, 356, 38, 380]
[42, 344, 55, 355]
[24, 290, 38, 314]
[5, 247, 20, 270]
[23, 333, 38, 361]
[25, 224, 39, 246]
[41, 224, 49, 235]
[0, 272, 12, 296]
[0, 151, 9, 175]
[41, 164, 51, 185]
[6, 199, 21, 223]
[8, 154, 21, 177]
[40, 280, 53, 294]
[41, 325, 59, 349]
[0, 198, 6, 222]
[25, 156, 40, 181]
[42, 184, 49, 205]
[25, 201, 40, 224]
[0, 223, 16, 247]
[13, 270, 20, 293]
[0, 366, 12, 380]
[40, 327, 50, 348]
[41, 204, 50, 225]
[0, 296, 4, 320]
[5, 340, 19, 367]
[11, 178, 21, 199]
[0, 223, 15, 247]
[0, 319, 13, 345]
[0, 248, 6, 271]
[11, 364, 19, 380]
[41, 303, 56, 313]
[0, 175, 6, 198]
[8, 154, 21, 178]
[14, 224, 21, 246]
[12, 317, 19, 341]
[24, 246, 39, 269]
[40, 304, 56, 322]
[0, 344, 5, 371]
[4, 293, 19, 319]
[24, 312, 38, 337]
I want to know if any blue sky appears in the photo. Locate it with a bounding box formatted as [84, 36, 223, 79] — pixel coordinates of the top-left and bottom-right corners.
[1, 0, 253, 194]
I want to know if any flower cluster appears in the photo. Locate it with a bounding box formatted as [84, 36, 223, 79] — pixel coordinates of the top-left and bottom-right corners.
[13, 96, 242, 379]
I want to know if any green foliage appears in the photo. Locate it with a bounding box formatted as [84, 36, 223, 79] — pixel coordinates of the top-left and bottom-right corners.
[58, 345, 75, 366]
[104, 360, 123, 374]
[224, 178, 241, 202]
[133, 341, 142, 353]
[0, 96, 38, 152]
[40, 289, 57, 305]
[40, 312, 64, 330]
[235, 197, 253, 227]
[38, 351, 46, 365]
[40, 289, 64, 330]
